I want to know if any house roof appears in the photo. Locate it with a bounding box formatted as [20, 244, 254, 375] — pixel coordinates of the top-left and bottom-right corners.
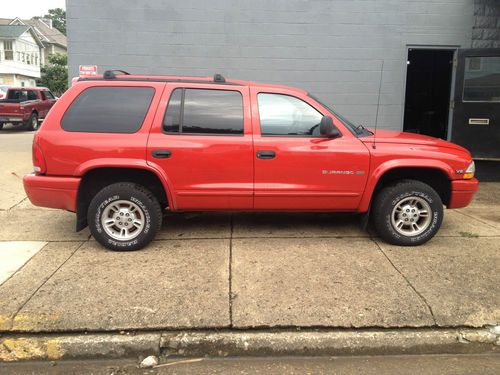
[0, 17, 67, 48]
[0, 25, 30, 38]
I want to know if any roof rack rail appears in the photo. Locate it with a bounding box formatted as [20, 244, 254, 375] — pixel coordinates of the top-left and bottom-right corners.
[213, 73, 225, 83]
[103, 70, 131, 79]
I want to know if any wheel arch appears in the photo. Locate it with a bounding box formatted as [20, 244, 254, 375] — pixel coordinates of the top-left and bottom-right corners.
[358, 160, 453, 213]
[75, 164, 174, 231]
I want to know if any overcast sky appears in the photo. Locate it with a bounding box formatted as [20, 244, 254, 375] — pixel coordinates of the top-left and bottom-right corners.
[1, 0, 66, 19]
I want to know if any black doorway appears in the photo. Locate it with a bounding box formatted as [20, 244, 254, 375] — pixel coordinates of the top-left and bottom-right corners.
[403, 48, 454, 139]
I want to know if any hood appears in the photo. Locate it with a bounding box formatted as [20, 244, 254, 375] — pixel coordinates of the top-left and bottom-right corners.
[361, 129, 468, 153]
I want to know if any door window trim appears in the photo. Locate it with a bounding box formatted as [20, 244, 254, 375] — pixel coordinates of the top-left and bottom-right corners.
[162, 87, 245, 137]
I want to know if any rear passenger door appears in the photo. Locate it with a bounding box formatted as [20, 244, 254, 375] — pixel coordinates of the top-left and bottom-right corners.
[147, 85, 254, 210]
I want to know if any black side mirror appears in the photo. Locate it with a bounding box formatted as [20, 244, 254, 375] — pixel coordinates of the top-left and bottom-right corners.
[320, 116, 341, 138]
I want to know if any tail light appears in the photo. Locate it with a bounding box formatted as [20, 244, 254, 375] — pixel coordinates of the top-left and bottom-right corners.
[32, 141, 46, 175]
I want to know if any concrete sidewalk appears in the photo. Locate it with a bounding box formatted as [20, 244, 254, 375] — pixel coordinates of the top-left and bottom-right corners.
[0, 132, 498, 361]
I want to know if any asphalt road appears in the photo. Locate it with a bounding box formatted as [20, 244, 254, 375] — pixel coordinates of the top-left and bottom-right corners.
[2, 354, 500, 374]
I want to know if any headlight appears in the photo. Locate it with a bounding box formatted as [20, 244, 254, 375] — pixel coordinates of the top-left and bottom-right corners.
[463, 161, 475, 179]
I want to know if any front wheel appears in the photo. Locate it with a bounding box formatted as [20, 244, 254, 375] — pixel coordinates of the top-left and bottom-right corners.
[372, 180, 443, 246]
[88, 183, 162, 251]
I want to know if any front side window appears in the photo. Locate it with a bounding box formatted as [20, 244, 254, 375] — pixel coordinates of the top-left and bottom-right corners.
[257, 93, 323, 136]
[163, 88, 243, 135]
[62, 86, 155, 133]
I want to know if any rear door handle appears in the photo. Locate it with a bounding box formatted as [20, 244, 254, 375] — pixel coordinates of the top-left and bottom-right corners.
[152, 150, 172, 158]
[256, 150, 276, 160]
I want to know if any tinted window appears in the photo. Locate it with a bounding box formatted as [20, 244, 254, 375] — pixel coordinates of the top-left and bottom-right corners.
[7, 90, 28, 101]
[45, 90, 55, 99]
[163, 89, 182, 133]
[62, 87, 154, 133]
[163, 88, 243, 135]
[258, 93, 323, 136]
[463, 56, 500, 102]
[27, 90, 37, 100]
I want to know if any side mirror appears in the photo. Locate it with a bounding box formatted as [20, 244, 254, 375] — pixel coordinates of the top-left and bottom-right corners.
[320, 116, 341, 138]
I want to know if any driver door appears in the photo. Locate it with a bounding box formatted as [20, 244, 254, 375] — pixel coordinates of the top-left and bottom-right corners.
[250, 87, 370, 210]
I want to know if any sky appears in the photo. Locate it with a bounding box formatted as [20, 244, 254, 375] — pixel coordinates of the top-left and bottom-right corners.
[1, 0, 66, 19]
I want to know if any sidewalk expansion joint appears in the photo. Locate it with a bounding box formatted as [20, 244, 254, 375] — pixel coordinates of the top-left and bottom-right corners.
[371, 238, 437, 326]
[7, 197, 28, 211]
[229, 213, 234, 328]
[455, 209, 499, 229]
[8, 240, 88, 330]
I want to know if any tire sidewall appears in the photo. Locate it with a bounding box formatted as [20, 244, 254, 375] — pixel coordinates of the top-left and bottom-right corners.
[90, 187, 156, 251]
[380, 187, 442, 246]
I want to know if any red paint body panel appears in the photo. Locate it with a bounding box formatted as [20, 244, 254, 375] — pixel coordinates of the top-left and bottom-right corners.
[23, 73, 478, 219]
[23, 173, 80, 212]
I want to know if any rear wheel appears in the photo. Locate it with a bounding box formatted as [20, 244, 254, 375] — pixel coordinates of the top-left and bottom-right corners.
[372, 179, 443, 246]
[25, 113, 39, 131]
[0, 123, 3, 130]
[88, 183, 162, 251]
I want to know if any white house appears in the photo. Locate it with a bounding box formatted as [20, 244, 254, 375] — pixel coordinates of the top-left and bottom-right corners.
[0, 25, 44, 87]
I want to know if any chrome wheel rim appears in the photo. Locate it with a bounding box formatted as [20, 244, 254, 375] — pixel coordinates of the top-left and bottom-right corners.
[391, 196, 432, 236]
[101, 200, 145, 241]
[32, 116, 38, 130]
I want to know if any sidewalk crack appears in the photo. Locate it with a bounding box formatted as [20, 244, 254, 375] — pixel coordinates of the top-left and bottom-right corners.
[371, 238, 437, 325]
[229, 213, 234, 328]
[8, 240, 88, 330]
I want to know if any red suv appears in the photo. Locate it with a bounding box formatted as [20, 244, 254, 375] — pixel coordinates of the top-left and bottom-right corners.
[23, 71, 478, 251]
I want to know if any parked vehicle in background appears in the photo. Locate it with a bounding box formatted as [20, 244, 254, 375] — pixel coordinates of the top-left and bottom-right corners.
[0, 87, 57, 130]
[0, 85, 8, 99]
[23, 71, 478, 251]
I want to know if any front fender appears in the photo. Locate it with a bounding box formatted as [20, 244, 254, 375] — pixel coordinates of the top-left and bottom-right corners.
[357, 159, 454, 212]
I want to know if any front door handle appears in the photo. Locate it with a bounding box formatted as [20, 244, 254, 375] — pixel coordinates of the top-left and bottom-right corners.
[256, 150, 276, 160]
[152, 150, 172, 159]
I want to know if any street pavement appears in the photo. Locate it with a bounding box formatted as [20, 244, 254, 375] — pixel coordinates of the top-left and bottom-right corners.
[0, 130, 498, 335]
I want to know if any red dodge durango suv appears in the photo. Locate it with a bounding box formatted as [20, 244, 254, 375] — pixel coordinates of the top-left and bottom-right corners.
[23, 70, 478, 251]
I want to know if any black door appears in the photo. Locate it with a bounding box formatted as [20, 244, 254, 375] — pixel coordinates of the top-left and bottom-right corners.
[451, 48, 500, 160]
[403, 49, 454, 139]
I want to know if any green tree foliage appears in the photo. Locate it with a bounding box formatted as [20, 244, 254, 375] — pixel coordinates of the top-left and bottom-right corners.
[33, 8, 66, 35]
[38, 53, 68, 96]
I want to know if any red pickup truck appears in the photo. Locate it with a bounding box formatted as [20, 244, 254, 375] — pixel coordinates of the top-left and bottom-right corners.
[23, 71, 478, 251]
[0, 87, 57, 130]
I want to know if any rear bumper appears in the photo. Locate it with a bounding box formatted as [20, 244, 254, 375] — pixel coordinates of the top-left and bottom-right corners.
[0, 115, 24, 123]
[23, 174, 81, 212]
[448, 178, 479, 209]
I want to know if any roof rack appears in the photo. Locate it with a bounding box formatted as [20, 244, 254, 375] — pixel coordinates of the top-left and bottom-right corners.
[103, 70, 131, 79]
[79, 71, 239, 86]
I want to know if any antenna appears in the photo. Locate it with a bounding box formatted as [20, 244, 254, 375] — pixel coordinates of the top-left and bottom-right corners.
[373, 60, 384, 149]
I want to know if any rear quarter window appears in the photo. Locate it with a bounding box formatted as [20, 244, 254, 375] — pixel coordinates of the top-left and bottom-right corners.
[61, 86, 155, 133]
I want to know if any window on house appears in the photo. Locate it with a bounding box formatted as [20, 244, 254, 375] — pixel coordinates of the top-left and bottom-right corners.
[162, 88, 244, 135]
[4, 41, 13, 60]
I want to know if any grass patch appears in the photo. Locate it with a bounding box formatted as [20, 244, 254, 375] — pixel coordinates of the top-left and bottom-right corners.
[459, 231, 479, 238]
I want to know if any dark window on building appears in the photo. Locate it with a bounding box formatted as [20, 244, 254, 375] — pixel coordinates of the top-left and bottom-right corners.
[163, 88, 182, 133]
[463, 56, 500, 102]
[163, 88, 243, 135]
[62, 87, 155, 133]
[257, 93, 323, 136]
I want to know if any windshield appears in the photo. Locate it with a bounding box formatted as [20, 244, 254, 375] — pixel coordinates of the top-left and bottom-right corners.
[308, 93, 373, 137]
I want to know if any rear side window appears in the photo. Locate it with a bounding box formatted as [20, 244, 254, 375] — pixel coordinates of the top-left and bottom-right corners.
[62, 87, 155, 133]
[163, 88, 243, 135]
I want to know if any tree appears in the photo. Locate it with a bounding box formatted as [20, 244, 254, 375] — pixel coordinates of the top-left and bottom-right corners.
[33, 8, 66, 35]
[38, 53, 68, 96]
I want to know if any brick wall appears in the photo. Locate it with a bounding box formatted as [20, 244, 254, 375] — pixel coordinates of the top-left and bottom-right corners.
[67, 0, 475, 131]
[473, 0, 500, 48]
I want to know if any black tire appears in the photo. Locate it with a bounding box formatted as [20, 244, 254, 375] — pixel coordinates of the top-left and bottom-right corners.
[88, 183, 162, 251]
[0, 123, 3, 130]
[372, 179, 443, 246]
[25, 112, 39, 131]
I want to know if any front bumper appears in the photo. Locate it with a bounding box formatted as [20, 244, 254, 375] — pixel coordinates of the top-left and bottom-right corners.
[23, 173, 81, 212]
[448, 178, 479, 209]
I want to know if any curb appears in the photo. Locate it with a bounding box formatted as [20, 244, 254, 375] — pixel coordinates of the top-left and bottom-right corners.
[1, 327, 499, 362]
